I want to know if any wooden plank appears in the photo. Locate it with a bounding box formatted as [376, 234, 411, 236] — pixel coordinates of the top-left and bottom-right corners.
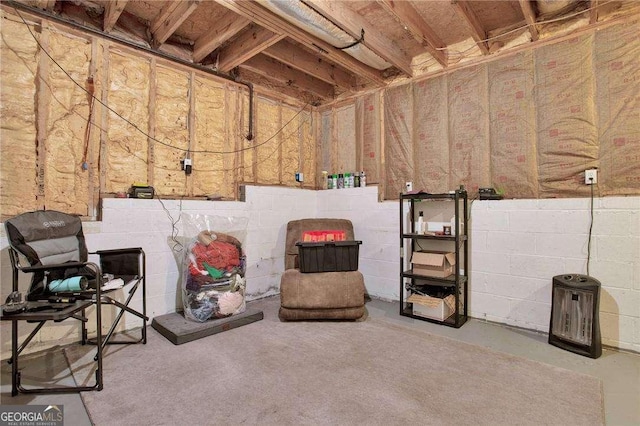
[217, 25, 284, 72]
[87, 38, 99, 218]
[263, 40, 357, 90]
[277, 100, 283, 184]
[305, 0, 413, 76]
[518, 0, 539, 41]
[193, 10, 249, 62]
[34, 0, 55, 10]
[35, 28, 50, 209]
[377, 0, 447, 67]
[147, 57, 156, 188]
[590, 0, 599, 24]
[150, 0, 201, 48]
[239, 54, 334, 99]
[99, 42, 110, 200]
[187, 71, 195, 196]
[103, 0, 128, 32]
[213, 0, 385, 85]
[452, 0, 490, 54]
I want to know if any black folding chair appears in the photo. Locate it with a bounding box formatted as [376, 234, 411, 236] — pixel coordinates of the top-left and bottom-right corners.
[2, 210, 147, 395]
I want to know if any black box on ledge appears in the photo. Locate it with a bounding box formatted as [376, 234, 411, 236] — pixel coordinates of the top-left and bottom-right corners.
[296, 241, 362, 273]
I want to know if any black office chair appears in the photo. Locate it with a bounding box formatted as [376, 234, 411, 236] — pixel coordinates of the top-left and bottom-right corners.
[2, 210, 147, 395]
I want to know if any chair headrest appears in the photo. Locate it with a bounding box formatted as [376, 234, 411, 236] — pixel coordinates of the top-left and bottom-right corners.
[4, 210, 86, 265]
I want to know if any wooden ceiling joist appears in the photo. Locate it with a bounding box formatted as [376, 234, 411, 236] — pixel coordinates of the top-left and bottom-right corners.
[103, 0, 128, 32]
[518, 0, 539, 41]
[193, 10, 250, 62]
[303, 0, 413, 76]
[452, 0, 490, 55]
[33, 0, 55, 11]
[216, 25, 285, 73]
[239, 54, 334, 99]
[213, 0, 386, 85]
[150, 0, 201, 48]
[590, 0, 599, 24]
[263, 41, 356, 90]
[377, 0, 447, 67]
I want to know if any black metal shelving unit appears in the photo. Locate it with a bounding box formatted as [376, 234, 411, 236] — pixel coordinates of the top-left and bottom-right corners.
[399, 188, 469, 328]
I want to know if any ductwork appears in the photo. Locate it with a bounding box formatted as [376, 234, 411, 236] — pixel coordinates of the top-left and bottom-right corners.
[258, 0, 392, 70]
[536, 0, 578, 16]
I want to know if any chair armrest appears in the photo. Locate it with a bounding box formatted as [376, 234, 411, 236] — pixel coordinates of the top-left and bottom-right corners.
[21, 261, 88, 273]
[93, 248, 144, 256]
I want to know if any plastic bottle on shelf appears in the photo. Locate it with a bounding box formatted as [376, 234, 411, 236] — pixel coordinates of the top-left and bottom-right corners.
[344, 173, 351, 188]
[331, 174, 338, 189]
[337, 173, 344, 189]
[360, 171, 366, 187]
[416, 211, 424, 234]
[354, 172, 361, 187]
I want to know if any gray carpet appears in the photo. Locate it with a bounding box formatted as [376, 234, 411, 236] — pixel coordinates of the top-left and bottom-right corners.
[65, 297, 604, 425]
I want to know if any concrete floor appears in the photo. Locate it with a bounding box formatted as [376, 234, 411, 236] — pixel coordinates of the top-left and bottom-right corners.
[2, 297, 639, 425]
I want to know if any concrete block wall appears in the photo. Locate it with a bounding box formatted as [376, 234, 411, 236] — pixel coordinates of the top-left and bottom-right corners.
[0, 185, 317, 357]
[1, 185, 638, 355]
[470, 197, 640, 352]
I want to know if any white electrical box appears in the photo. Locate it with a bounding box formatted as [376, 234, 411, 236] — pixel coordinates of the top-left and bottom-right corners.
[585, 169, 597, 184]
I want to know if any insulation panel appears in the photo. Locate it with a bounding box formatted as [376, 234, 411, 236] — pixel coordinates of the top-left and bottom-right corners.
[448, 64, 490, 193]
[595, 19, 640, 195]
[0, 15, 38, 217]
[335, 103, 357, 175]
[488, 51, 538, 198]
[357, 93, 381, 184]
[280, 106, 299, 186]
[414, 78, 449, 194]
[535, 34, 598, 197]
[256, 97, 280, 184]
[384, 84, 414, 199]
[192, 76, 229, 197]
[44, 30, 92, 215]
[105, 49, 150, 193]
[153, 65, 189, 196]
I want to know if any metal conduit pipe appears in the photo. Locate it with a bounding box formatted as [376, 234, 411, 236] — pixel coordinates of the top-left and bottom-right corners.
[5, 0, 254, 141]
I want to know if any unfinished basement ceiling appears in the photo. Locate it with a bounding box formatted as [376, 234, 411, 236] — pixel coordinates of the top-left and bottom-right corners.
[9, 0, 640, 104]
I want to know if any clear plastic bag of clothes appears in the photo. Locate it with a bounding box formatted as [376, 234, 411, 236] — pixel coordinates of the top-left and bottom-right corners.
[181, 214, 248, 322]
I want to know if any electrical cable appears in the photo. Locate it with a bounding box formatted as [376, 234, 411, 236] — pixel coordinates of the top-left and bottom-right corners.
[155, 192, 184, 253]
[587, 180, 594, 276]
[11, 6, 310, 156]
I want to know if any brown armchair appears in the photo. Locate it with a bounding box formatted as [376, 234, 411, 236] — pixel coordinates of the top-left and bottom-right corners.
[279, 219, 366, 320]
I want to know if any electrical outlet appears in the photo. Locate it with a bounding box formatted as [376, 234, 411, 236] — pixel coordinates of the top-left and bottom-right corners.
[405, 182, 413, 192]
[295, 172, 304, 182]
[585, 169, 597, 185]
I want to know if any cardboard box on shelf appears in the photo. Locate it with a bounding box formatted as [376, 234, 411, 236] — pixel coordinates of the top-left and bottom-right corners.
[411, 250, 456, 278]
[407, 293, 455, 321]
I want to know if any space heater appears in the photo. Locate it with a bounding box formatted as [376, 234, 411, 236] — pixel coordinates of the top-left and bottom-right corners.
[549, 274, 602, 358]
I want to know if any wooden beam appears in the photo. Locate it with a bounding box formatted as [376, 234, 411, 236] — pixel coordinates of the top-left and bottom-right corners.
[518, 0, 539, 41]
[452, 0, 490, 54]
[377, 0, 447, 67]
[33, 0, 55, 10]
[236, 68, 322, 105]
[150, 0, 201, 48]
[304, 0, 413, 76]
[590, 0, 599, 24]
[213, 0, 385, 85]
[239, 54, 334, 99]
[263, 40, 356, 89]
[216, 25, 284, 72]
[103, 0, 128, 32]
[193, 10, 249, 62]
